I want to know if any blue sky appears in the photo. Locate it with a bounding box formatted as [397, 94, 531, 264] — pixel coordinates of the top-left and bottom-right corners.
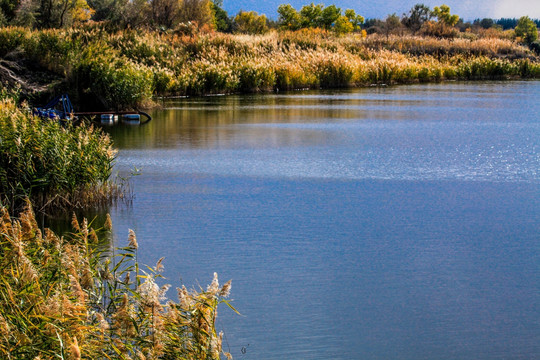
[223, 0, 540, 21]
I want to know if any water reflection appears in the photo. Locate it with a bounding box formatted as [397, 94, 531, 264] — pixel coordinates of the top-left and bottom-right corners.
[105, 82, 539, 154]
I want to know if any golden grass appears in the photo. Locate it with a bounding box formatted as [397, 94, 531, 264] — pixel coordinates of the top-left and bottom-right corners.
[0, 202, 235, 359]
[1, 26, 539, 107]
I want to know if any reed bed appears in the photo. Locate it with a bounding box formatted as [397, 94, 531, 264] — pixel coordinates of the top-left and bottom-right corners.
[0, 26, 539, 108]
[0, 203, 234, 359]
[0, 97, 119, 213]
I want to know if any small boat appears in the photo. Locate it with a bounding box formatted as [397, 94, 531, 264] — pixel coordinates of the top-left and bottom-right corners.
[34, 94, 151, 125]
[100, 114, 119, 125]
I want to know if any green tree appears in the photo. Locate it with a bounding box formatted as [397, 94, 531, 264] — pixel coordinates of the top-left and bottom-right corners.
[515, 16, 538, 45]
[0, 8, 6, 25]
[277, 3, 301, 30]
[496, 18, 518, 30]
[334, 15, 352, 34]
[299, 2, 322, 28]
[402, 3, 432, 33]
[234, 10, 268, 34]
[344, 8, 364, 31]
[320, 4, 340, 29]
[121, 0, 151, 28]
[86, 0, 121, 22]
[476, 18, 494, 29]
[381, 13, 402, 38]
[431, 4, 459, 27]
[13, 0, 37, 26]
[211, 0, 232, 32]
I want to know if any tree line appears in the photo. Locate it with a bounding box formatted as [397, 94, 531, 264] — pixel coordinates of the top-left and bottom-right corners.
[0, 0, 538, 45]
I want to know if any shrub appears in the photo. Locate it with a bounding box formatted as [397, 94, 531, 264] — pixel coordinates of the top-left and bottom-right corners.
[0, 26, 28, 57]
[316, 59, 354, 87]
[75, 56, 154, 109]
[236, 64, 275, 92]
[530, 40, 540, 55]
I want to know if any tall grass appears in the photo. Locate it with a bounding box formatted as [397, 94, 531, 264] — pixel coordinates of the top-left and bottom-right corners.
[0, 98, 118, 213]
[1, 26, 539, 108]
[0, 202, 234, 359]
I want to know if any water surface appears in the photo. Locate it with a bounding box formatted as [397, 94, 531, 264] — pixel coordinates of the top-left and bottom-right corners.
[107, 82, 539, 360]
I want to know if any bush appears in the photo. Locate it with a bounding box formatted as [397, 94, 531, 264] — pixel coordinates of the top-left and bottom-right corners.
[530, 40, 540, 55]
[317, 59, 354, 87]
[75, 56, 154, 109]
[0, 27, 28, 57]
[236, 64, 275, 92]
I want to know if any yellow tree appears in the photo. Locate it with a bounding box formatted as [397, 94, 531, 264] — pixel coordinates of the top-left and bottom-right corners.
[178, 0, 215, 30]
[234, 10, 268, 34]
[432, 4, 459, 27]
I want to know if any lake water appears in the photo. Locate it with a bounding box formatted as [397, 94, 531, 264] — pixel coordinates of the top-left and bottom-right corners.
[105, 82, 539, 360]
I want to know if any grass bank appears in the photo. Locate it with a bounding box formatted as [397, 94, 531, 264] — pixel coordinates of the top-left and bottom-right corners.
[1, 26, 539, 109]
[0, 203, 233, 359]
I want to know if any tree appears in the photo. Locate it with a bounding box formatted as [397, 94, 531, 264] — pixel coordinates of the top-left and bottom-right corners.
[379, 13, 402, 38]
[320, 4, 340, 30]
[86, 0, 121, 22]
[15, 0, 94, 28]
[178, 0, 214, 30]
[13, 0, 37, 26]
[151, 0, 180, 29]
[344, 8, 364, 31]
[277, 3, 301, 30]
[402, 3, 432, 33]
[477, 18, 494, 29]
[515, 16, 538, 45]
[211, 0, 232, 32]
[0, 8, 6, 25]
[496, 18, 518, 30]
[334, 15, 352, 34]
[234, 10, 268, 34]
[299, 3, 322, 28]
[431, 4, 459, 27]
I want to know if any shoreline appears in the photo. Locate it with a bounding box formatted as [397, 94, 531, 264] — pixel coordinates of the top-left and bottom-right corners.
[1, 27, 539, 110]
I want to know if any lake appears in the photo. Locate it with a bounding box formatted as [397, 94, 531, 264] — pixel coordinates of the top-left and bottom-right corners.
[104, 81, 539, 359]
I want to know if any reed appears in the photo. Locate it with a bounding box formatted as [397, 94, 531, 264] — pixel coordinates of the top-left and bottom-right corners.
[1, 27, 539, 108]
[0, 203, 234, 359]
[0, 98, 118, 213]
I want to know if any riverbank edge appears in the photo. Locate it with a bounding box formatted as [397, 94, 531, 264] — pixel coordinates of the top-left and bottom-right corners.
[1, 28, 539, 110]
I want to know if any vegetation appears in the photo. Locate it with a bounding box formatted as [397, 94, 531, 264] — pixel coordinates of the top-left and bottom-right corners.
[515, 16, 539, 45]
[0, 2, 538, 109]
[0, 202, 234, 359]
[234, 11, 268, 34]
[0, 2, 538, 357]
[1, 25, 539, 109]
[0, 91, 118, 213]
[277, 3, 364, 33]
